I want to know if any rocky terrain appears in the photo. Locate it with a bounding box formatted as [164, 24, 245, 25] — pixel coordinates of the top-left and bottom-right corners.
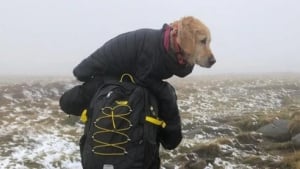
[0, 73, 299, 169]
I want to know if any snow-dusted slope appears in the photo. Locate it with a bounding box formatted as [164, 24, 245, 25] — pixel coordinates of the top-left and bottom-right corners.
[0, 74, 299, 169]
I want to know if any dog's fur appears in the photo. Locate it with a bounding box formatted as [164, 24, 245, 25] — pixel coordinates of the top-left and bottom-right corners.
[170, 16, 215, 68]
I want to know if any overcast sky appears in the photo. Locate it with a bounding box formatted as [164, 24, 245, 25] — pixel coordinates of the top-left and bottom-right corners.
[0, 0, 299, 76]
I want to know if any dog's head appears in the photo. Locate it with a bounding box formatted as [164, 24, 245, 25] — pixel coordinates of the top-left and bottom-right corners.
[171, 16, 216, 68]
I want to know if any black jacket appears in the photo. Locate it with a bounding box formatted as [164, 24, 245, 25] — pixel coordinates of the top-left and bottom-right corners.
[73, 24, 193, 83]
[60, 24, 194, 150]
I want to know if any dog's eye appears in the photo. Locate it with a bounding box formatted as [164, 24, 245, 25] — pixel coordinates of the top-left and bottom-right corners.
[200, 38, 207, 44]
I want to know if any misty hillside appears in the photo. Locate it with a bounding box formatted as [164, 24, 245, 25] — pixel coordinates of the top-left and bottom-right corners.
[0, 74, 300, 169]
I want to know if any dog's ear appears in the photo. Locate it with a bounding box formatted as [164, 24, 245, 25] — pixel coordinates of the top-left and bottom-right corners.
[177, 17, 196, 56]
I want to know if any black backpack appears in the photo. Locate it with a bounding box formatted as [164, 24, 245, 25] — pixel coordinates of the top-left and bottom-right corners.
[80, 74, 166, 169]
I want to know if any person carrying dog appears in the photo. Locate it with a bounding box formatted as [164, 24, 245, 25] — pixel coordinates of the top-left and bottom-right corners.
[60, 16, 215, 169]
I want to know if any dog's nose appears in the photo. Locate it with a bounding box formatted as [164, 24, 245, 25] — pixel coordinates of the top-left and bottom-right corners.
[209, 56, 216, 65]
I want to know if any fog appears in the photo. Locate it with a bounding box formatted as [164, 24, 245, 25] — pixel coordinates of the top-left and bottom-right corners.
[1, 0, 299, 76]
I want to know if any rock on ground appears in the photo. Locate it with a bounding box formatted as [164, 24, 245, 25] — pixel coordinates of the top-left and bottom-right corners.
[292, 133, 300, 148]
[257, 119, 291, 142]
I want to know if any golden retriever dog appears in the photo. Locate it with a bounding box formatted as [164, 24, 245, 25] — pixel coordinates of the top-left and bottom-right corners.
[60, 16, 216, 168]
[170, 16, 215, 67]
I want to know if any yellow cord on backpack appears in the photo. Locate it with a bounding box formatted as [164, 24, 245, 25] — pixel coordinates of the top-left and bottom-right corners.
[120, 73, 135, 83]
[80, 109, 88, 123]
[92, 103, 132, 156]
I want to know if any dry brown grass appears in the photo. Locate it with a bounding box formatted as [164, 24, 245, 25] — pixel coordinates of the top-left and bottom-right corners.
[229, 114, 270, 131]
[230, 105, 300, 134]
[263, 141, 294, 151]
[289, 120, 300, 136]
[192, 143, 221, 158]
[282, 151, 300, 169]
[236, 132, 262, 144]
[213, 137, 233, 145]
[242, 155, 285, 169]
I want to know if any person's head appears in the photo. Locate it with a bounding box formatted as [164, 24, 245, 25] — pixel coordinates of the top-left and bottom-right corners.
[171, 16, 216, 68]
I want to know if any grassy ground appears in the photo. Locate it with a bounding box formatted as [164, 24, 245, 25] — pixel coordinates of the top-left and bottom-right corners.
[227, 104, 300, 169]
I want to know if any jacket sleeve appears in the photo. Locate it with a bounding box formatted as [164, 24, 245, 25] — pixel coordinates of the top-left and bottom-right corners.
[141, 78, 182, 149]
[73, 53, 106, 82]
[157, 82, 182, 150]
[59, 85, 89, 116]
[73, 31, 145, 82]
[59, 77, 103, 116]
